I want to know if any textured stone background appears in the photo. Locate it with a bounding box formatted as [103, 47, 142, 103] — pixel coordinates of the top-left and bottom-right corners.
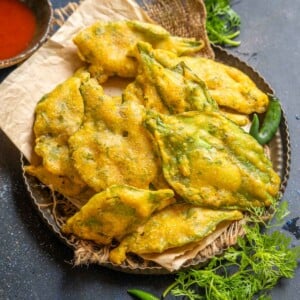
[0, 0, 299, 299]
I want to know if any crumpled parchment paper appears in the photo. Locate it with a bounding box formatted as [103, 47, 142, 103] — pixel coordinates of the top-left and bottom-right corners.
[0, 0, 240, 272]
[0, 0, 152, 162]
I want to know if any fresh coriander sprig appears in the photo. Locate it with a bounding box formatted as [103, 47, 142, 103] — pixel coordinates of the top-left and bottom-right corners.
[205, 0, 241, 47]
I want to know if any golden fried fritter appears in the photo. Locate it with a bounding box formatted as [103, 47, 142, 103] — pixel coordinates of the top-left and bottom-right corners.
[144, 110, 280, 210]
[73, 21, 204, 83]
[34, 69, 89, 179]
[69, 77, 159, 192]
[25, 165, 95, 206]
[152, 49, 269, 114]
[220, 108, 250, 126]
[181, 57, 269, 114]
[62, 185, 175, 245]
[31, 69, 92, 205]
[126, 41, 218, 114]
[123, 43, 250, 128]
[109, 203, 243, 264]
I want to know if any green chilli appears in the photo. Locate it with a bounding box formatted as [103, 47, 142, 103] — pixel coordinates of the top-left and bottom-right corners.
[127, 288, 160, 300]
[250, 95, 282, 145]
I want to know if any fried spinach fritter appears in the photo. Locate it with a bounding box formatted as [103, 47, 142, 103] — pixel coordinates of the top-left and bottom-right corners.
[31, 69, 93, 204]
[73, 20, 204, 83]
[124, 42, 250, 126]
[62, 185, 175, 245]
[34, 69, 89, 178]
[144, 110, 280, 210]
[109, 203, 243, 264]
[132, 42, 217, 114]
[152, 49, 269, 114]
[69, 77, 159, 192]
[25, 165, 94, 207]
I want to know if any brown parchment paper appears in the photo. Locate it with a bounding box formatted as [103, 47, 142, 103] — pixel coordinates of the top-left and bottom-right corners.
[0, 0, 152, 162]
[0, 0, 287, 274]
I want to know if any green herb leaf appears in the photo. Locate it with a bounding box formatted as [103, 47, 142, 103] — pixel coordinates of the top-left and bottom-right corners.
[205, 0, 241, 47]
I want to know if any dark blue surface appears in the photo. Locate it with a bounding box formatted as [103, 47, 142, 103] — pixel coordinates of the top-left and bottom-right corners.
[1, 0, 299, 299]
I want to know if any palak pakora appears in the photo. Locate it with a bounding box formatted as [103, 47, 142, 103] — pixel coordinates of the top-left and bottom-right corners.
[28, 69, 94, 205]
[151, 48, 269, 114]
[144, 109, 280, 210]
[109, 203, 243, 264]
[62, 185, 175, 245]
[69, 77, 159, 192]
[73, 20, 204, 83]
[25, 165, 94, 206]
[123, 42, 252, 126]
[34, 69, 89, 178]
[133, 41, 217, 114]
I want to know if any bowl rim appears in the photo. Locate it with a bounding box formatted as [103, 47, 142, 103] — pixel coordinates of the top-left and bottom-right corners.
[0, 0, 53, 69]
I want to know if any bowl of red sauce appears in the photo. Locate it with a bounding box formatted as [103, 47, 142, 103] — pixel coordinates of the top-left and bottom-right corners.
[0, 0, 53, 69]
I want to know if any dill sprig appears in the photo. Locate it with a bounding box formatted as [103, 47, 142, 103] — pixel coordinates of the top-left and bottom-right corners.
[165, 201, 300, 300]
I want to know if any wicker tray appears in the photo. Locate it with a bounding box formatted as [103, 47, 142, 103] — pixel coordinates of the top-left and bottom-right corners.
[22, 0, 290, 274]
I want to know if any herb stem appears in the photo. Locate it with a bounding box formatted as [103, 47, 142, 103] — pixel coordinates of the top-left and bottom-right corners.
[205, 0, 242, 47]
[207, 25, 241, 46]
[162, 282, 178, 298]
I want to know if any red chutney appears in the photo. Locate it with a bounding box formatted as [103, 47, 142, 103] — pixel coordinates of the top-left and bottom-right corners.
[0, 0, 37, 60]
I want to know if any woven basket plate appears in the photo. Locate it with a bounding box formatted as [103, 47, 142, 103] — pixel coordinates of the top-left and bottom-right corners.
[22, 0, 290, 274]
[22, 46, 291, 274]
